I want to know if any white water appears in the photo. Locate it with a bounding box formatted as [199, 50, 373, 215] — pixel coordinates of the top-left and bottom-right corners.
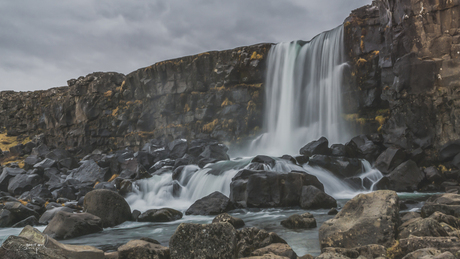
[249, 26, 350, 156]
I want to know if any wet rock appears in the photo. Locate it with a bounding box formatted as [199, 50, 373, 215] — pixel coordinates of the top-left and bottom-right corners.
[439, 140, 460, 162]
[308, 155, 362, 178]
[83, 189, 132, 227]
[39, 207, 75, 225]
[198, 143, 230, 167]
[300, 185, 337, 209]
[330, 144, 355, 157]
[236, 227, 287, 258]
[212, 213, 245, 228]
[280, 212, 316, 229]
[398, 218, 448, 239]
[422, 193, 460, 217]
[347, 135, 382, 162]
[43, 210, 103, 239]
[118, 240, 170, 259]
[11, 215, 39, 228]
[170, 222, 237, 259]
[299, 137, 330, 157]
[8, 173, 42, 196]
[167, 139, 188, 159]
[378, 160, 424, 192]
[138, 208, 183, 222]
[319, 190, 399, 249]
[252, 155, 276, 168]
[250, 243, 297, 259]
[185, 191, 233, 215]
[374, 147, 407, 174]
[230, 170, 324, 208]
[425, 166, 445, 185]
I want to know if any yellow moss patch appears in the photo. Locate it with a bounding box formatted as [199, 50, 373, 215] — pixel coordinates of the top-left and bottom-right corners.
[247, 100, 257, 111]
[221, 98, 233, 107]
[112, 107, 119, 116]
[377, 109, 390, 115]
[44, 201, 49, 208]
[0, 133, 20, 151]
[356, 58, 367, 66]
[93, 181, 100, 188]
[18, 199, 28, 206]
[360, 35, 365, 52]
[108, 174, 119, 182]
[439, 164, 449, 173]
[344, 114, 359, 121]
[184, 104, 191, 112]
[202, 119, 219, 133]
[250, 51, 263, 60]
[386, 241, 403, 259]
[104, 90, 112, 98]
[375, 116, 387, 126]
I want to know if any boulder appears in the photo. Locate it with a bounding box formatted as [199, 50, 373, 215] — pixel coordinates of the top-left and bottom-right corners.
[31, 144, 50, 158]
[83, 189, 132, 227]
[24, 155, 42, 169]
[94, 181, 117, 191]
[137, 208, 183, 222]
[421, 193, 460, 217]
[66, 159, 109, 184]
[39, 207, 75, 225]
[400, 248, 442, 259]
[118, 240, 170, 259]
[316, 252, 351, 259]
[348, 135, 382, 162]
[330, 144, 355, 157]
[185, 191, 233, 215]
[319, 190, 400, 249]
[0, 167, 26, 192]
[322, 245, 386, 259]
[43, 211, 103, 239]
[299, 137, 330, 157]
[230, 170, 324, 208]
[308, 155, 362, 178]
[7, 173, 42, 195]
[34, 158, 57, 169]
[236, 227, 287, 258]
[167, 139, 188, 159]
[0, 235, 67, 259]
[439, 140, 460, 161]
[380, 160, 425, 192]
[11, 215, 39, 228]
[398, 218, 448, 239]
[280, 212, 316, 229]
[428, 211, 460, 228]
[169, 222, 237, 259]
[374, 147, 406, 174]
[300, 185, 337, 209]
[212, 213, 245, 228]
[392, 236, 460, 258]
[425, 166, 445, 185]
[251, 243, 297, 259]
[401, 212, 421, 223]
[0, 201, 40, 227]
[251, 155, 276, 169]
[21, 184, 53, 200]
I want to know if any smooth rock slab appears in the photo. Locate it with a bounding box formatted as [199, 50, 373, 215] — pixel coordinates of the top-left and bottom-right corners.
[319, 190, 399, 249]
[169, 222, 237, 259]
[43, 211, 103, 239]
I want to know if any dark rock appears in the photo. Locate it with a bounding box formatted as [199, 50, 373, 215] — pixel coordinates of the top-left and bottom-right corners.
[295, 155, 309, 164]
[374, 147, 407, 174]
[319, 190, 399, 249]
[439, 140, 460, 162]
[330, 144, 354, 157]
[230, 170, 324, 208]
[299, 137, 330, 157]
[421, 193, 460, 217]
[398, 218, 448, 239]
[425, 166, 445, 185]
[428, 211, 460, 229]
[119, 179, 133, 196]
[0, 209, 15, 227]
[52, 184, 77, 201]
[167, 139, 188, 159]
[31, 144, 50, 158]
[328, 208, 339, 215]
[250, 243, 297, 259]
[39, 207, 75, 225]
[308, 155, 362, 178]
[0, 201, 40, 227]
[280, 155, 297, 164]
[186, 191, 233, 215]
[170, 222, 237, 259]
[198, 143, 229, 167]
[281, 212, 317, 229]
[43, 211, 103, 239]
[347, 135, 382, 162]
[33, 158, 57, 169]
[94, 181, 117, 191]
[24, 155, 42, 170]
[66, 159, 109, 184]
[401, 212, 421, 223]
[212, 213, 245, 228]
[0, 167, 26, 192]
[236, 227, 287, 258]
[0, 235, 66, 259]
[139, 237, 160, 244]
[118, 240, 169, 259]
[11, 215, 39, 228]
[138, 208, 183, 222]
[381, 160, 425, 192]
[251, 155, 276, 168]
[83, 189, 132, 227]
[8, 173, 42, 196]
[9, 144, 24, 156]
[300, 185, 337, 209]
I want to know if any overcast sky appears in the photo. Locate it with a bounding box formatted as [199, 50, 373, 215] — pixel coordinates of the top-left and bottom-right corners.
[0, 0, 372, 92]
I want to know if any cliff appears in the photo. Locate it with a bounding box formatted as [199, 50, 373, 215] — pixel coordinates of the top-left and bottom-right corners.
[0, 44, 271, 155]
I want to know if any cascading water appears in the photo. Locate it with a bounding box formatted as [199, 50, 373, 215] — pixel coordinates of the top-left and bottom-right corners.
[249, 26, 351, 156]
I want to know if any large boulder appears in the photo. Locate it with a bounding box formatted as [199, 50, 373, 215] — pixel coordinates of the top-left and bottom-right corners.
[118, 240, 170, 259]
[167, 139, 188, 159]
[377, 160, 424, 192]
[0, 235, 67, 259]
[347, 135, 382, 162]
[83, 189, 132, 227]
[7, 173, 42, 196]
[230, 170, 324, 208]
[169, 222, 237, 259]
[280, 212, 316, 229]
[137, 208, 183, 222]
[398, 218, 448, 239]
[66, 160, 109, 184]
[374, 147, 407, 174]
[0, 201, 40, 227]
[299, 137, 330, 157]
[390, 236, 460, 258]
[43, 211, 103, 239]
[0, 167, 26, 192]
[319, 190, 400, 249]
[39, 207, 75, 225]
[308, 155, 362, 178]
[185, 191, 234, 215]
[236, 227, 287, 258]
[198, 143, 230, 167]
[421, 193, 460, 217]
[439, 140, 460, 161]
[300, 185, 337, 209]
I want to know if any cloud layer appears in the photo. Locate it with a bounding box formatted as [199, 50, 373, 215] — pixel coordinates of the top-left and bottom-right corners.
[0, 0, 371, 91]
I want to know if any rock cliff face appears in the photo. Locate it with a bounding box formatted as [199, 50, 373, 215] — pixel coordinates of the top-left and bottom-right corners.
[0, 44, 271, 154]
[345, 0, 460, 162]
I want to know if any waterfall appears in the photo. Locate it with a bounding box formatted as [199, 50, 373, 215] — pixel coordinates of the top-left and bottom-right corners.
[249, 26, 350, 156]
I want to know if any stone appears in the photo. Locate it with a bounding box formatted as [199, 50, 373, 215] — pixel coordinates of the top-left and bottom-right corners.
[401, 248, 442, 259]
[33, 158, 57, 169]
[118, 240, 170, 259]
[380, 160, 425, 192]
[167, 139, 188, 159]
[401, 212, 421, 223]
[0, 167, 26, 192]
[428, 211, 460, 229]
[374, 147, 407, 174]
[212, 213, 245, 228]
[308, 155, 362, 178]
[300, 185, 337, 209]
[299, 137, 330, 157]
[0, 235, 67, 259]
[43, 211, 103, 239]
[137, 208, 183, 222]
[439, 140, 460, 162]
[316, 252, 351, 259]
[328, 208, 338, 215]
[230, 169, 324, 208]
[280, 212, 316, 229]
[12, 215, 39, 228]
[7, 173, 42, 196]
[94, 181, 117, 191]
[425, 166, 445, 185]
[39, 207, 75, 225]
[251, 155, 276, 168]
[197, 143, 230, 167]
[83, 189, 132, 227]
[66, 159, 109, 184]
[31, 144, 50, 158]
[319, 190, 399, 249]
[169, 222, 237, 259]
[348, 135, 381, 162]
[398, 218, 448, 239]
[393, 236, 460, 258]
[250, 243, 297, 259]
[185, 191, 233, 215]
[236, 227, 287, 258]
[0, 201, 40, 227]
[322, 245, 386, 259]
[422, 193, 460, 217]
